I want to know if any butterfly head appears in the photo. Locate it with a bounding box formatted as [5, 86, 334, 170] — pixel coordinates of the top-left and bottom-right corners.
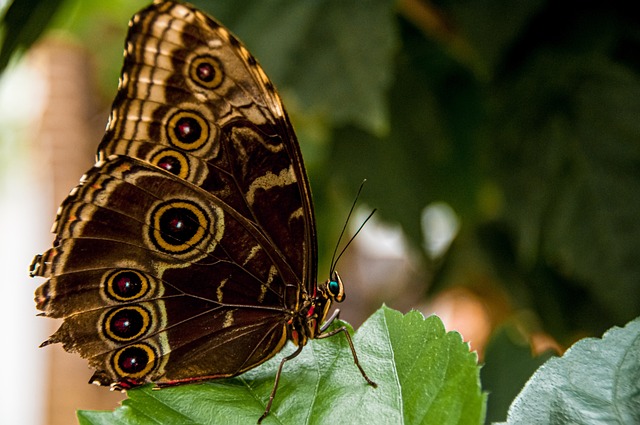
[315, 271, 345, 327]
[325, 270, 345, 303]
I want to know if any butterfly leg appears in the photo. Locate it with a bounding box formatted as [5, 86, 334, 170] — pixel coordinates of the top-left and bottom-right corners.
[258, 344, 304, 424]
[317, 325, 378, 388]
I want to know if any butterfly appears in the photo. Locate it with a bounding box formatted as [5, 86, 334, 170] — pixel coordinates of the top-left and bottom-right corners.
[29, 0, 376, 422]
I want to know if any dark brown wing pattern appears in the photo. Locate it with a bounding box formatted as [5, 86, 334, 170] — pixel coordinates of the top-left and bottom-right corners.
[30, 1, 375, 422]
[30, 0, 315, 387]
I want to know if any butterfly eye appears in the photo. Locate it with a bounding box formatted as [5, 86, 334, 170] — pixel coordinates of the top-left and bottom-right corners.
[327, 271, 345, 302]
[328, 280, 340, 295]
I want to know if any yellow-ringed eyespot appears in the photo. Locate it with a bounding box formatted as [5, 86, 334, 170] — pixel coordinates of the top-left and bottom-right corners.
[150, 149, 189, 179]
[104, 270, 150, 302]
[150, 200, 208, 254]
[190, 55, 224, 89]
[111, 343, 156, 379]
[166, 110, 209, 151]
[103, 306, 151, 342]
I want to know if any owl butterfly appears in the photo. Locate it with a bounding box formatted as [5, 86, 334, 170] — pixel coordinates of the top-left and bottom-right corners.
[29, 0, 376, 422]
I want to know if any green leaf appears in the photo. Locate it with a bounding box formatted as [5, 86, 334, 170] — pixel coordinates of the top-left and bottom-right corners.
[76, 307, 485, 425]
[384, 308, 486, 424]
[498, 316, 640, 424]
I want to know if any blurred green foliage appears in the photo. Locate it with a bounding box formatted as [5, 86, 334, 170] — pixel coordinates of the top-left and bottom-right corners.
[221, 0, 638, 343]
[3, 0, 639, 419]
[481, 323, 555, 423]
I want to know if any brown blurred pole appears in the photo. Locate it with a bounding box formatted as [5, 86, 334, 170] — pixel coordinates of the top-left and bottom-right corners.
[29, 37, 125, 425]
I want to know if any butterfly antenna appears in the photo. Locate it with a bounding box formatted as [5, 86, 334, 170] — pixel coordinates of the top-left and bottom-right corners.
[329, 180, 372, 274]
[331, 208, 376, 275]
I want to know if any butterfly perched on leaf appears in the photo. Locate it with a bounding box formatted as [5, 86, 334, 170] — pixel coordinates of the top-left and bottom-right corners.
[29, 0, 375, 422]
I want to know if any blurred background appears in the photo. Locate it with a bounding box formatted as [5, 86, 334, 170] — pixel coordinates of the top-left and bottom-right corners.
[1, 0, 639, 424]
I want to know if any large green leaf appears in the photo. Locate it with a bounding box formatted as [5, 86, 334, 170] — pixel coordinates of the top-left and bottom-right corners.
[498, 316, 640, 424]
[76, 307, 485, 425]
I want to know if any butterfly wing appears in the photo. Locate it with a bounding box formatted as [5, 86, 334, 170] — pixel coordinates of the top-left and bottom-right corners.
[31, 1, 316, 386]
